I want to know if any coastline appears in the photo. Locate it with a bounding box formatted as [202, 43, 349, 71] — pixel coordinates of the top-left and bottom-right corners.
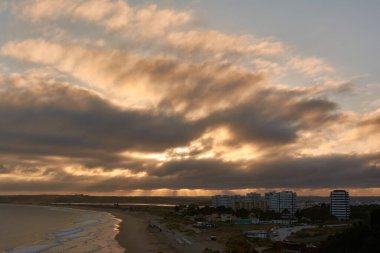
[2, 203, 224, 253]
[53, 204, 177, 253]
[0, 204, 124, 253]
[54, 204, 224, 253]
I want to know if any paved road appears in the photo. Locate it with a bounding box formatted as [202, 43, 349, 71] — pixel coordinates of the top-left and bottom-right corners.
[271, 225, 316, 241]
[152, 219, 223, 253]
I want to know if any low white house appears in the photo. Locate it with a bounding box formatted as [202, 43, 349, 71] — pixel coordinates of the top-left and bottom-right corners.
[244, 230, 269, 239]
[220, 214, 236, 222]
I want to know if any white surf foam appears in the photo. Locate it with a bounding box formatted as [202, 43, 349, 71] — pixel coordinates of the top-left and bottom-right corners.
[5, 242, 60, 253]
[1, 206, 124, 253]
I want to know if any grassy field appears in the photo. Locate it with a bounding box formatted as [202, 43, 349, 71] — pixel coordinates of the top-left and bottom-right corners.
[287, 226, 347, 243]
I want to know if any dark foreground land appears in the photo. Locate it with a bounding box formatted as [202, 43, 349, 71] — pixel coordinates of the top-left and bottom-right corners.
[1, 195, 380, 253]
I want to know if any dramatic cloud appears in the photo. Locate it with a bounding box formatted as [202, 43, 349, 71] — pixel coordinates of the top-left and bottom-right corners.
[11, 0, 284, 62]
[1, 39, 266, 117]
[202, 89, 339, 147]
[0, 0, 379, 195]
[1, 153, 379, 194]
[142, 154, 380, 190]
[0, 73, 206, 158]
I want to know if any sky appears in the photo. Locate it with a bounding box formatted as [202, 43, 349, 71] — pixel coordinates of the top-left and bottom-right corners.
[0, 0, 379, 196]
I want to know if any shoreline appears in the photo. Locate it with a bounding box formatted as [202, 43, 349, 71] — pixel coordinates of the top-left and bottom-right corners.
[3, 203, 224, 253]
[0, 204, 124, 253]
[111, 209, 176, 253]
[50, 204, 224, 253]
[50, 204, 177, 253]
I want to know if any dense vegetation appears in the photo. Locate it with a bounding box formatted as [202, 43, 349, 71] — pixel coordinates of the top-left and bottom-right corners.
[321, 209, 380, 252]
[295, 204, 337, 223]
[350, 204, 380, 221]
[175, 204, 282, 220]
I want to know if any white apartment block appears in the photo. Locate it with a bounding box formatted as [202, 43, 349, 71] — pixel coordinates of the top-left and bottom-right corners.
[211, 192, 298, 214]
[246, 192, 261, 203]
[330, 190, 350, 220]
[211, 195, 234, 208]
[266, 191, 297, 216]
[211, 192, 266, 210]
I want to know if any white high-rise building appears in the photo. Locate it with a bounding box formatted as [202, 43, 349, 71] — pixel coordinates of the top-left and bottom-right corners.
[266, 191, 297, 216]
[211, 195, 233, 208]
[211, 192, 297, 212]
[246, 192, 261, 203]
[265, 192, 276, 210]
[239, 192, 266, 210]
[330, 190, 350, 220]
[211, 193, 267, 210]
[278, 191, 297, 216]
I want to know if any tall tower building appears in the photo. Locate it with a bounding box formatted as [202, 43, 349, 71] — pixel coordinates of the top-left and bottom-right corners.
[266, 191, 297, 217]
[330, 190, 350, 220]
[278, 191, 297, 216]
[211, 195, 233, 208]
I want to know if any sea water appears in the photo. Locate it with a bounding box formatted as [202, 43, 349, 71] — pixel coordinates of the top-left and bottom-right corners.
[0, 204, 124, 253]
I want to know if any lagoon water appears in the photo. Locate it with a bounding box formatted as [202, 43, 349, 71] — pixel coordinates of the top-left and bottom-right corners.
[0, 204, 124, 253]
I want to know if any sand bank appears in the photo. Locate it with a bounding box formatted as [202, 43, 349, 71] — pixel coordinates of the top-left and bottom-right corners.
[53, 204, 223, 253]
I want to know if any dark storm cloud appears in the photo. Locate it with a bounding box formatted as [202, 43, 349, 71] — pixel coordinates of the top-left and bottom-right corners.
[88, 153, 380, 191]
[0, 150, 380, 192]
[6, 152, 378, 193]
[0, 70, 342, 165]
[0, 75, 205, 159]
[202, 88, 339, 146]
[1, 39, 346, 157]
[0, 167, 88, 192]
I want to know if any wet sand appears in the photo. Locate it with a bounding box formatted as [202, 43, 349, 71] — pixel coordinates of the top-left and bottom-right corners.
[54, 205, 176, 253]
[52, 204, 223, 253]
[0, 204, 123, 252]
[112, 210, 176, 253]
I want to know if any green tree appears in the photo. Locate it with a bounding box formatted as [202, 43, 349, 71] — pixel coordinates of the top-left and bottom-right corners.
[296, 204, 337, 223]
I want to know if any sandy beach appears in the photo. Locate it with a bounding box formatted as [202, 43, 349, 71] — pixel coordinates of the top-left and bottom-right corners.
[112, 210, 176, 253]
[58, 204, 223, 253]
[112, 209, 224, 253]
[0, 204, 124, 253]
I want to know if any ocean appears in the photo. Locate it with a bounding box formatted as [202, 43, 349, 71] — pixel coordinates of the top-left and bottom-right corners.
[0, 204, 124, 253]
